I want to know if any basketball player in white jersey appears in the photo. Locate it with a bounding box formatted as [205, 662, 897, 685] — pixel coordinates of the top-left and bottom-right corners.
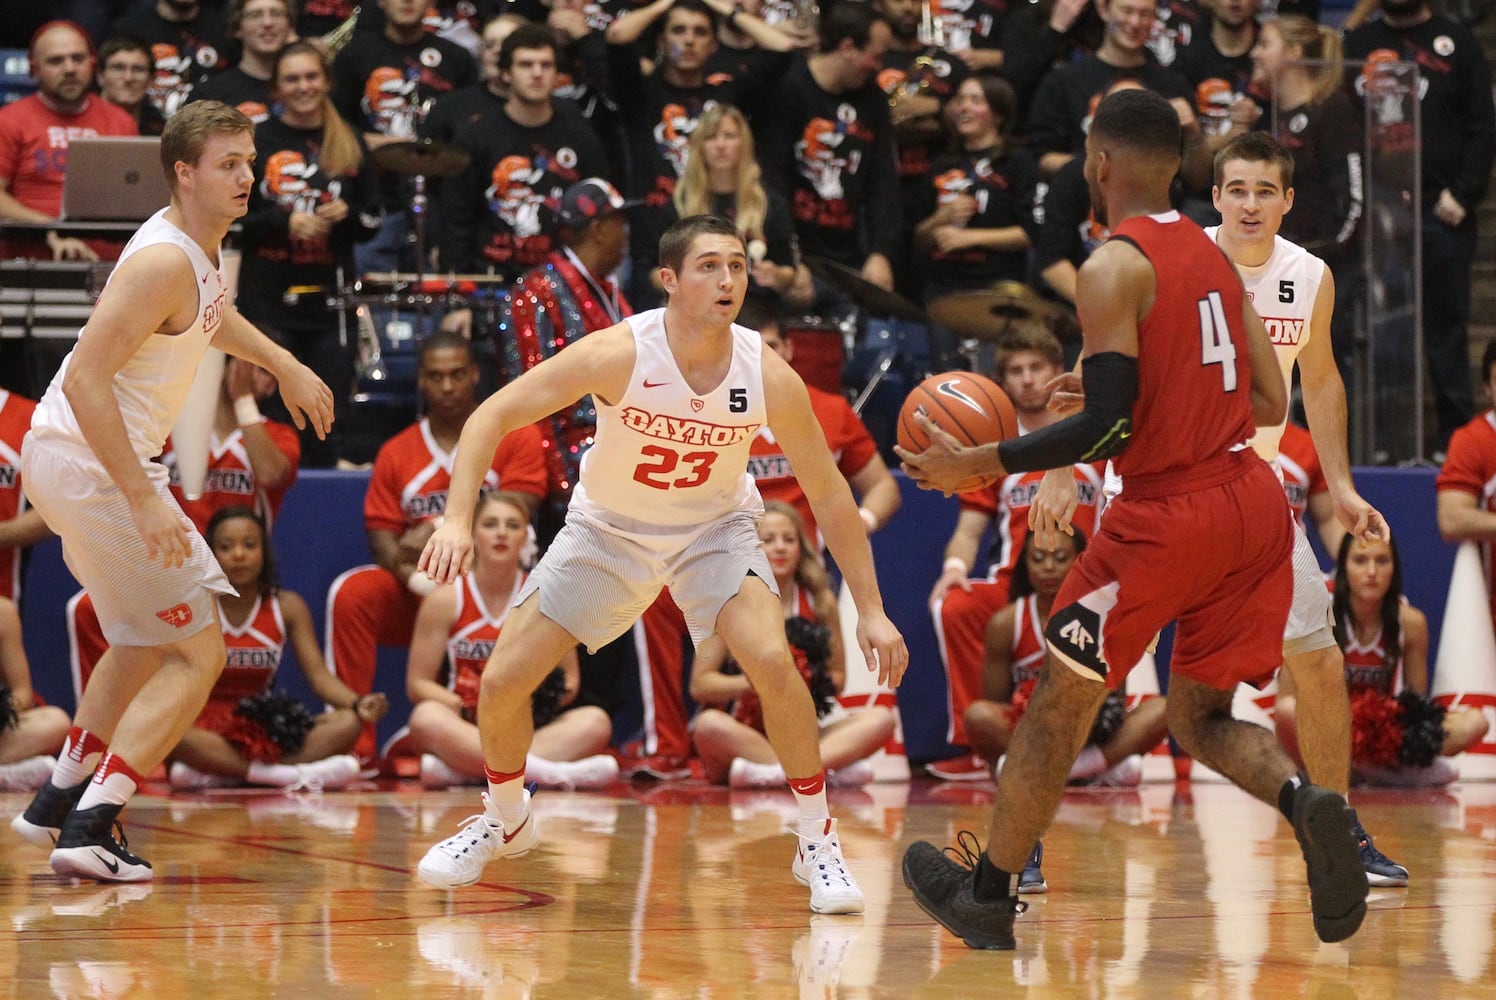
[414, 214, 908, 913]
[9, 101, 334, 883]
[1207, 132, 1405, 885]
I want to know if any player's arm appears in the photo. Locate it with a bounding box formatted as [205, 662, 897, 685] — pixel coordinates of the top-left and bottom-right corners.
[1297, 269, 1387, 543]
[688, 635, 752, 707]
[1397, 604, 1431, 698]
[1240, 296, 1286, 430]
[225, 359, 295, 491]
[63, 245, 201, 566]
[979, 603, 1018, 703]
[899, 241, 1141, 493]
[0, 508, 52, 551]
[765, 350, 908, 688]
[215, 306, 333, 439]
[406, 584, 463, 710]
[420, 324, 635, 584]
[930, 508, 989, 606]
[282, 589, 388, 720]
[1306, 487, 1345, 557]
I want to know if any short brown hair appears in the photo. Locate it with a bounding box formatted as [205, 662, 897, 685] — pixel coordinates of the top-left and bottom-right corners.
[1213, 131, 1295, 190]
[161, 100, 254, 190]
[993, 325, 1063, 376]
[658, 214, 746, 274]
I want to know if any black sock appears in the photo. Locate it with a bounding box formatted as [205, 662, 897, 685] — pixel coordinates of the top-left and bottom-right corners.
[1278, 771, 1308, 822]
[973, 852, 1018, 901]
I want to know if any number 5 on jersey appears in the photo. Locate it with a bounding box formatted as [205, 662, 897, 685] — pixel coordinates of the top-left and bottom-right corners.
[1198, 291, 1237, 391]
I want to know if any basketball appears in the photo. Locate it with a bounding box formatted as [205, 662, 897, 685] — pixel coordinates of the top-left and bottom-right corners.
[897, 372, 1017, 492]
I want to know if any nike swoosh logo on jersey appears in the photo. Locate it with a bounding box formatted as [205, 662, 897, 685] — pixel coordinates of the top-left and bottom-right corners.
[93, 850, 121, 874]
[502, 814, 530, 844]
[643, 379, 670, 388]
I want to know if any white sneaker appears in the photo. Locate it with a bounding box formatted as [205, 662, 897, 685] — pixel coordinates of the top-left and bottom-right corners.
[1087, 756, 1143, 788]
[728, 758, 786, 789]
[793, 819, 864, 914]
[828, 760, 874, 787]
[419, 754, 469, 790]
[417, 791, 539, 890]
[168, 762, 240, 791]
[286, 755, 362, 792]
[0, 756, 59, 792]
[556, 754, 620, 790]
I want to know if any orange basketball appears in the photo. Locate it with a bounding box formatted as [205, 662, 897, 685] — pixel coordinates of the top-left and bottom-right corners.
[898, 371, 1017, 493]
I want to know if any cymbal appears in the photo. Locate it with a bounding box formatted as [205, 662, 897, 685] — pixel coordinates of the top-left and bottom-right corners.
[371, 140, 471, 177]
[927, 284, 1062, 341]
[804, 256, 926, 323]
[358, 271, 512, 286]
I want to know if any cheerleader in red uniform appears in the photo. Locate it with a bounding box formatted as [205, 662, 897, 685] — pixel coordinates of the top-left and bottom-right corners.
[168, 507, 387, 791]
[1297, 534, 1489, 786]
[406, 492, 618, 790]
[690, 501, 895, 788]
[963, 529, 1170, 786]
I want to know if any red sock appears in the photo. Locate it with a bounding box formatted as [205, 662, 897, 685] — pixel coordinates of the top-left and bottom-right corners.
[76, 753, 146, 811]
[52, 727, 108, 788]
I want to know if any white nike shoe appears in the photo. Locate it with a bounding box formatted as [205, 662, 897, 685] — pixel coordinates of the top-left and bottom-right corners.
[417, 791, 539, 890]
[793, 819, 864, 914]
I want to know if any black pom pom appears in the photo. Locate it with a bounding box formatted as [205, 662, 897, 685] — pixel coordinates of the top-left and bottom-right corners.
[1087, 690, 1127, 747]
[231, 691, 316, 757]
[786, 616, 838, 719]
[531, 668, 567, 729]
[1395, 690, 1447, 769]
[0, 684, 17, 736]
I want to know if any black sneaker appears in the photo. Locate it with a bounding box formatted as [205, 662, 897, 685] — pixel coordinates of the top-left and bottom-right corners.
[1290, 786, 1368, 942]
[1019, 841, 1047, 894]
[50, 803, 153, 883]
[902, 833, 1026, 950]
[10, 778, 89, 848]
[1349, 810, 1409, 887]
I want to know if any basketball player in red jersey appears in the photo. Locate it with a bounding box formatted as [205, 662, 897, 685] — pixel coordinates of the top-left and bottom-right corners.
[897, 89, 1368, 949]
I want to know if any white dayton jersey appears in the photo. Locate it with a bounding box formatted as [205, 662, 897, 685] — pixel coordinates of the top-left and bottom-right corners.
[31, 209, 229, 461]
[572, 309, 767, 527]
[1207, 227, 1326, 462]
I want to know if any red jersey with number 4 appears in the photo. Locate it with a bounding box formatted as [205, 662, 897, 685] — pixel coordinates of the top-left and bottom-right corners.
[1108, 212, 1254, 484]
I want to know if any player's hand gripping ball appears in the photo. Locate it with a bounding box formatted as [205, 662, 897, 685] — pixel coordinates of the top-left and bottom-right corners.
[897, 372, 1018, 493]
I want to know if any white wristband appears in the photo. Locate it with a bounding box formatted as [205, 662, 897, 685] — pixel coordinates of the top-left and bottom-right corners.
[943, 556, 969, 575]
[406, 571, 438, 596]
[859, 507, 878, 533]
[233, 395, 264, 427]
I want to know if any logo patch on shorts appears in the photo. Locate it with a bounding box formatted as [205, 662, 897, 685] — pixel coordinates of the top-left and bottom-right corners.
[1046, 603, 1108, 679]
[156, 604, 194, 628]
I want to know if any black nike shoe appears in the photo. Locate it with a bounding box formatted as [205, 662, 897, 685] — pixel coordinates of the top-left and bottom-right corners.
[1291, 785, 1368, 942]
[50, 803, 153, 883]
[10, 778, 89, 848]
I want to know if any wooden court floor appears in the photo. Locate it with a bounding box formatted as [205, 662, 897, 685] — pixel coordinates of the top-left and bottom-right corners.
[3, 776, 1495, 999]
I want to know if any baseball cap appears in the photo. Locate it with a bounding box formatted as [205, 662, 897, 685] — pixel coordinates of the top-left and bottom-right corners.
[557, 177, 641, 230]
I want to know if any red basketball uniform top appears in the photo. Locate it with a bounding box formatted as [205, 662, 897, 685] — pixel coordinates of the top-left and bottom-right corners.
[1341, 624, 1396, 695]
[212, 593, 286, 703]
[0, 390, 36, 602]
[447, 572, 525, 710]
[1108, 212, 1254, 486]
[162, 421, 302, 532]
[1009, 594, 1047, 688]
[1437, 411, 1496, 625]
[748, 385, 879, 547]
[1277, 421, 1326, 528]
[365, 419, 547, 533]
[960, 464, 1106, 591]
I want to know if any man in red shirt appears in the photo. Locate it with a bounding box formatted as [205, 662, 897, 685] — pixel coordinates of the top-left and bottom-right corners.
[629, 294, 901, 779]
[899, 89, 1367, 950]
[0, 21, 138, 261]
[325, 332, 546, 759]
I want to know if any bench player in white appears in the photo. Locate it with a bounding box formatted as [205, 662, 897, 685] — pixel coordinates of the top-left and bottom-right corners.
[413, 214, 908, 913]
